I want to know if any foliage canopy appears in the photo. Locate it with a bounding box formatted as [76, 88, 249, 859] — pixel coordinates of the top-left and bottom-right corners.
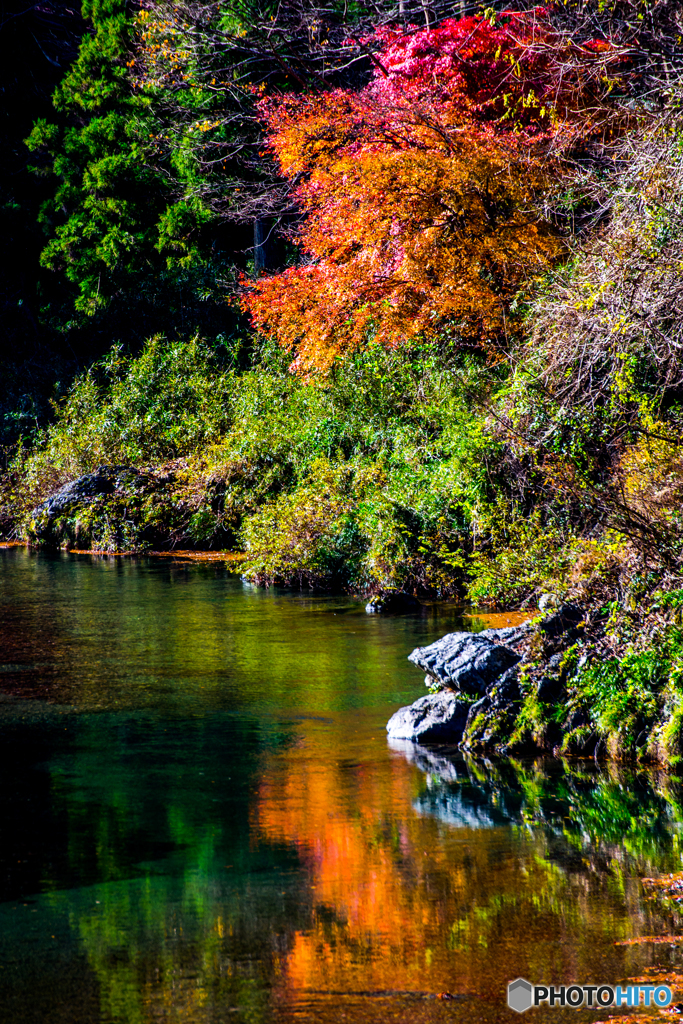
[244, 11, 621, 370]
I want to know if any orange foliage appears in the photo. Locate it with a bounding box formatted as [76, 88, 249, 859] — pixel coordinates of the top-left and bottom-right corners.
[248, 141, 558, 371]
[242, 12, 605, 371]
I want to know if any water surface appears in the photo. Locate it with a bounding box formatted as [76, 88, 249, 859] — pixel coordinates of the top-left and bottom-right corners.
[1, 548, 682, 1023]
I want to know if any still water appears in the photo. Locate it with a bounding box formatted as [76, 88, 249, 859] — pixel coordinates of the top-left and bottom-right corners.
[1, 547, 683, 1024]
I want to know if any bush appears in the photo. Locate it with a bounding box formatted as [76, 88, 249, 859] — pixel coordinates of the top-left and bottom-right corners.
[241, 459, 364, 588]
[466, 506, 579, 607]
[3, 334, 504, 587]
[568, 624, 683, 759]
[210, 341, 498, 593]
[1, 335, 238, 545]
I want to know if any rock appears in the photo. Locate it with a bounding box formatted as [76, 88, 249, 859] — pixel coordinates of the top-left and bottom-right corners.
[561, 727, 600, 757]
[492, 665, 521, 702]
[537, 675, 565, 703]
[33, 465, 140, 521]
[29, 465, 154, 548]
[408, 630, 522, 695]
[26, 462, 229, 553]
[365, 591, 420, 614]
[388, 620, 531, 751]
[540, 604, 585, 638]
[464, 695, 490, 733]
[386, 690, 471, 743]
[538, 593, 561, 611]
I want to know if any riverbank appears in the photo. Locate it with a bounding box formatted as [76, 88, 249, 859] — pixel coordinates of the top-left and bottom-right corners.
[1, 540, 246, 564]
[5, 460, 683, 766]
[390, 592, 683, 767]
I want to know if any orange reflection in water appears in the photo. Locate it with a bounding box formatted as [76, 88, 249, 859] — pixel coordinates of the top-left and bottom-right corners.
[254, 719, 545, 1010]
[253, 718, 650, 1024]
[256, 731, 452, 992]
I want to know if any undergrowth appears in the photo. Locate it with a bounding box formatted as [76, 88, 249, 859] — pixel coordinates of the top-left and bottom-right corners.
[3, 114, 683, 613]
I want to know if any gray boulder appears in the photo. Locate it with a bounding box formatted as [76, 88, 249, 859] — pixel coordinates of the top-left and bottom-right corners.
[386, 690, 470, 743]
[29, 465, 154, 548]
[408, 629, 523, 695]
[33, 465, 140, 520]
[492, 664, 522, 702]
[540, 604, 585, 638]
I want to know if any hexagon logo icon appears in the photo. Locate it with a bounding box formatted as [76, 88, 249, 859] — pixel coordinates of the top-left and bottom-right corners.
[508, 978, 533, 1013]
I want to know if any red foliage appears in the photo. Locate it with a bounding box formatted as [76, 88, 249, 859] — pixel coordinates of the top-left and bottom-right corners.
[369, 11, 562, 141]
[245, 11, 617, 371]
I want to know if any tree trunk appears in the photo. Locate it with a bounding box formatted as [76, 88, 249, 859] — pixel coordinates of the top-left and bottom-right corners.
[253, 218, 267, 276]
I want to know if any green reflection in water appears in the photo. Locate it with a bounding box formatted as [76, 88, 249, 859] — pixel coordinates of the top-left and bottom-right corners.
[1, 548, 683, 1024]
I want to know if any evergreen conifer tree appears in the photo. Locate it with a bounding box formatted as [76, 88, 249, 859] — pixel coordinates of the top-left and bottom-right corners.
[27, 0, 231, 339]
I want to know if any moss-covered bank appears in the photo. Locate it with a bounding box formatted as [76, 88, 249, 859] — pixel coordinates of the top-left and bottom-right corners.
[441, 598, 683, 766]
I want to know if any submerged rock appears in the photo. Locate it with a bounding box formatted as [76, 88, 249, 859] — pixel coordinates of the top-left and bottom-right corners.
[386, 690, 470, 742]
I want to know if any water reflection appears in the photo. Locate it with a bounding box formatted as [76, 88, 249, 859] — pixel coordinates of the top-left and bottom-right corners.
[255, 729, 683, 1023]
[1, 548, 683, 1023]
[394, 741, 683, 861]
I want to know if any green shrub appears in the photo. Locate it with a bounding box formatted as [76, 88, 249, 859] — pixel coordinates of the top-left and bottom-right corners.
[466, 506, 579, 607]
[4, 335, 504, 587]
[22, 334, 235, 472]
[573, 628, 683, 758]
[240, 459, 365, 588]
[579, 652, 663, 753]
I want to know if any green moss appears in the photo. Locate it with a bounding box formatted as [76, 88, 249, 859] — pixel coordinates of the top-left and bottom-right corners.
[568, 628, 683, 760]
[509, 690, 549, 748]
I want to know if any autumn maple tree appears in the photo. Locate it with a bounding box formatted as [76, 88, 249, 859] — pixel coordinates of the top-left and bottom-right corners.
[244, 11, 620, 371]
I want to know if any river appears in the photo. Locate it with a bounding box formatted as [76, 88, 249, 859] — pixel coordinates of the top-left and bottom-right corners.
[1, 547, 682, 1023]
